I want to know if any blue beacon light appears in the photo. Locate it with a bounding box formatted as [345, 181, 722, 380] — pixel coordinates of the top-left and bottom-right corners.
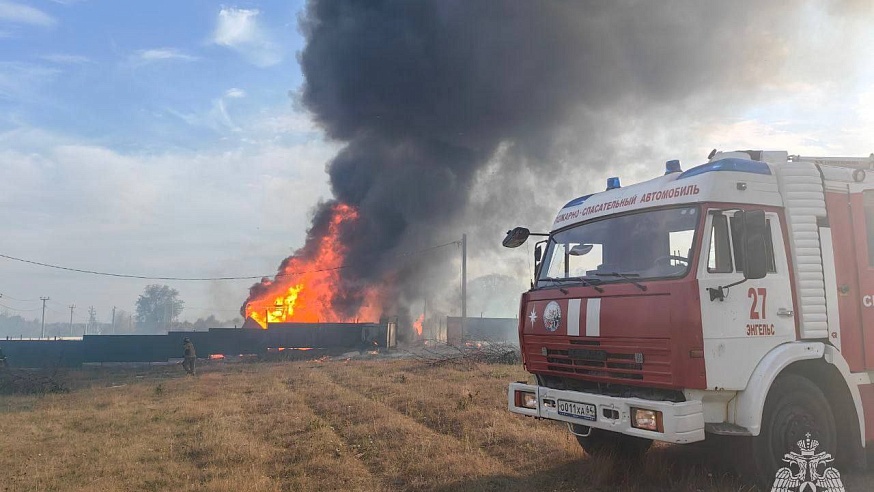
[665, 159, 682, 174]
[606, 177, 621, 190]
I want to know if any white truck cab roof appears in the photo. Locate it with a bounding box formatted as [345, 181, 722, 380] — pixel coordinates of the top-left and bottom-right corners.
[553, 156, 781, 231]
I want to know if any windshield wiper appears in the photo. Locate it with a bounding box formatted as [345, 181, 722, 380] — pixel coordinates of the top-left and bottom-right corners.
[540, 276, 604, 293]
[594, 272, 648, 291]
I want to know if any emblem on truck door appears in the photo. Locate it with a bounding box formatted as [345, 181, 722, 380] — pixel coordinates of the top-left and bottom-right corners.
[543, 301, 562, 332]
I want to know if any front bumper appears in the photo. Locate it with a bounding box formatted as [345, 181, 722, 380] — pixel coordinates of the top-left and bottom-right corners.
[508, 382, 705, 443]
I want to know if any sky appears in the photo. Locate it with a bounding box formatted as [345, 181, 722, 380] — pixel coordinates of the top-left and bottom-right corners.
[0, 0, 338, 325]
[0, 1, 873, 326]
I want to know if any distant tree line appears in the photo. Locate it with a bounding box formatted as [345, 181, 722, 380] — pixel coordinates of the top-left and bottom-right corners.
[0, 284, 241, 338]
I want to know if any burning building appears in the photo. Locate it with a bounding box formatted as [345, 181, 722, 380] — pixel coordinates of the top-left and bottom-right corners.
[241, 203, 383, 328]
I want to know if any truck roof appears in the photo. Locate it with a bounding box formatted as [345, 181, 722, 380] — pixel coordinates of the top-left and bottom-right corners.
[552, 157, 782, 231]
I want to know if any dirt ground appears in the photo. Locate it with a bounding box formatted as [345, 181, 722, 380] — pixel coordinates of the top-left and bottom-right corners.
[0, 357, 870, 491]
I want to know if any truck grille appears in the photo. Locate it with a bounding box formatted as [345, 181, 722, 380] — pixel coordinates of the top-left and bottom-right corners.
[524, 335, 673, 387]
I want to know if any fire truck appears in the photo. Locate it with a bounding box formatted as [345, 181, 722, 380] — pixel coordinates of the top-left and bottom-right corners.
[504, 150, 874, 481]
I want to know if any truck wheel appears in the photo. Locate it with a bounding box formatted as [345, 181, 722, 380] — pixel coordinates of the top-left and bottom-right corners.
[751, 373, 837, 485]
[571, 425, 652, 459]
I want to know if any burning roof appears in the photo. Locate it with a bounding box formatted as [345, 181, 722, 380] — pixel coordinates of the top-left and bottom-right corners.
[241, 203, 382, 328]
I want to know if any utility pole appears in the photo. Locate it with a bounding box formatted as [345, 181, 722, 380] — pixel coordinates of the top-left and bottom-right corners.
[111, 306, 116, 335]
[86, 306, 96, 335]
[69, 305, 75, 336]
[40, 297, 50, 339]
[461, 233, 467, 342]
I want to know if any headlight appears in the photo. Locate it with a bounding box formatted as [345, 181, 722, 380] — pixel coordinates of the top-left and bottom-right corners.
[631, 408, 662, 432]
[514, 390, 537, 409]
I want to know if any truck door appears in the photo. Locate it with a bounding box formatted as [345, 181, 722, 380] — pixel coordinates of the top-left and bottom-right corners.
[697, 209, 795, 390]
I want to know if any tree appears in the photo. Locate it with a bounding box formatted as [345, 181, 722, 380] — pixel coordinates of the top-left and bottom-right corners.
[135, 284, 184, 333]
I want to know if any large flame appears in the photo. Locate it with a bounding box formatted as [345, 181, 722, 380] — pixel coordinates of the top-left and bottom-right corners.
[243, 203, 381, 328]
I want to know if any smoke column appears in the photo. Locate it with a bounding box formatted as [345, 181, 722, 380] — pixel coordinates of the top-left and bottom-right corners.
[246, 0, 862, 319]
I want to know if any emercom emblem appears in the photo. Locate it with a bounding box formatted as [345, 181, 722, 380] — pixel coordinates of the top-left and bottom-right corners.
[771, 433, 844, 492]
[543, 301, 561, 332]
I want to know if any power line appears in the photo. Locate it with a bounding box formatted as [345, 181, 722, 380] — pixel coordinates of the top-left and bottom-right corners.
[0, 240, 462, 282]
[48, 299, 77, 309]
[45, 302, 68, 318]
[0, 292, 37, 302]
[0, 303, 42, 313]
[45, 304, 89, 324]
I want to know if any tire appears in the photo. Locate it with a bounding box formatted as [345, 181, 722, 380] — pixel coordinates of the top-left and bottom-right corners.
[571, 425, 653, 460]
[750, 373, 837, 486]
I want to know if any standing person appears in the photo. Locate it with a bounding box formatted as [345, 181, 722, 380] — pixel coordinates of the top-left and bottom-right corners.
[0, 346, 7, 368]
[182, 337, 196, 375]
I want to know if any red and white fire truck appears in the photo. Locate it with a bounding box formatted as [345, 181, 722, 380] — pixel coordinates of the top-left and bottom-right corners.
[505, 150, 874, 480]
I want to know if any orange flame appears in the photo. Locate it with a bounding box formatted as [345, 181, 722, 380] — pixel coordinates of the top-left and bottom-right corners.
[243, 203, 381, 328]
[413, 314, 424, 337]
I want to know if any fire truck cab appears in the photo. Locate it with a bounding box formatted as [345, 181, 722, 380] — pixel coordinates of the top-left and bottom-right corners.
[505, 150, 874, 480]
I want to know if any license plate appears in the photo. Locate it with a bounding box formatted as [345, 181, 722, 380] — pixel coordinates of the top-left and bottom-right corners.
[557, 399, 597, 421]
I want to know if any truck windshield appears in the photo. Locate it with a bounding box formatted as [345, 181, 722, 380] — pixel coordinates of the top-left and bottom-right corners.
[537, 206, 699, 288]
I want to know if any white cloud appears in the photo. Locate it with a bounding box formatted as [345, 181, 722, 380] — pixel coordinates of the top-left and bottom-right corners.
[697, 68, 874, 159]
[703, 119, 829, 156]
[0, 62, 60, 101]
[215, 97, 238, 131]
[856, 88, 874, 125]
[164, 90, 323, 144]
[0, 123, 336, 322]
[255, 112, 319, 135]
[167, 90, 248, 133]
[213, 8, 258, 46]
[0, 1, 56, 27]
[132, 48, 198, 64]
[212, 7, 282, 67]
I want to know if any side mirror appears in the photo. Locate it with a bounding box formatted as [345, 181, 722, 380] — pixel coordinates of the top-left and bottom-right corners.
[503, 227, 530, 248]
[738, 210, 768, 280]
[569, 244, 594, 256]
[533, 241, 546, 281]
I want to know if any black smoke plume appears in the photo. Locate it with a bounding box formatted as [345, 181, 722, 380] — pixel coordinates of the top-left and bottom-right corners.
[245, 0, 857, 319]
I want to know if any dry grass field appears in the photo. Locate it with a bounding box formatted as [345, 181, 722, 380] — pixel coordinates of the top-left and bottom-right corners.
[1, 357, 871, 492]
